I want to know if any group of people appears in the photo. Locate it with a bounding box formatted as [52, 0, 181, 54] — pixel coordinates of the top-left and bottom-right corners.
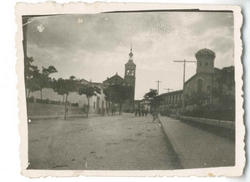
[105, 106, 117, 116]
[135, 107, 160, 123]
[134, 108, 149, 117]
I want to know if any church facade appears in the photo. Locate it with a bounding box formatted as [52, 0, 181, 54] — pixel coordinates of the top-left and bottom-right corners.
[102, 47, 136, 111]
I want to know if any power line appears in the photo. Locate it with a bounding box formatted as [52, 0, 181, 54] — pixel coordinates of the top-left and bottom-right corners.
[174, 59, 196, 108]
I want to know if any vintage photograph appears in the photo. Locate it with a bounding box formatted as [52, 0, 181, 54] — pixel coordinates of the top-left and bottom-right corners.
[16, 3, 244, 177]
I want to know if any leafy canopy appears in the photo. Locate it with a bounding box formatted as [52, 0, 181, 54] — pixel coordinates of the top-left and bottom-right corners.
[52, 76, 78, 96]
[103, 84, 133, 104]
[78, 83, 101, 98]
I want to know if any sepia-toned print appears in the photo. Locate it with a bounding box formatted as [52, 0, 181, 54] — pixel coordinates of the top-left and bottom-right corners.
[16, 2, 244, 177]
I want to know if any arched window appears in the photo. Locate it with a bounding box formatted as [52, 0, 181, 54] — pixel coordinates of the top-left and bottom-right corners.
[131, 69, 134, 76]
[197, 79, 203, 93]
[126, 69, 130, 75]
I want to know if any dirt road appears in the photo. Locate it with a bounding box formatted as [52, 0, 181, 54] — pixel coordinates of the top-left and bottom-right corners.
[28, 114, 181, 170]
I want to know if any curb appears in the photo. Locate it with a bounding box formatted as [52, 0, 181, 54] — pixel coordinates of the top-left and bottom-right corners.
[158, 116, 188, 169]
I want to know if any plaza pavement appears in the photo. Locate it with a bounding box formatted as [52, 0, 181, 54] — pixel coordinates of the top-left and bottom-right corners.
[27, 113, 182, 170]
[158, 115, 235, 169]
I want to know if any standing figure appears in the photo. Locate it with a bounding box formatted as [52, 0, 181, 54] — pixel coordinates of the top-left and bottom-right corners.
[152, 109, 159, 123]
[145, 108, 148, 117]
[141, 108, 144, 117]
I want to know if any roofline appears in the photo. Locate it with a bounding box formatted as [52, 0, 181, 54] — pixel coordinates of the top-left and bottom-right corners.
[184, 72, 215, 85]
[159, 89, 183, 97]
[103, 74, 129, 84]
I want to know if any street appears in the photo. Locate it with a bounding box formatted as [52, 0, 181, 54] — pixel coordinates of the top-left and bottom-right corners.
[27, 114, 182, 170]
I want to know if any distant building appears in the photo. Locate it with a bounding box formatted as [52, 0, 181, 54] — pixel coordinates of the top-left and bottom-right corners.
[157, 48, 235, 113]
[28, 79, 107, 115]
[158, 90, 183, 114]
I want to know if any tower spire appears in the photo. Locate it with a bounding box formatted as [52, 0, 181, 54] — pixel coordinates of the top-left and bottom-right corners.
[129, 45, 133, 59]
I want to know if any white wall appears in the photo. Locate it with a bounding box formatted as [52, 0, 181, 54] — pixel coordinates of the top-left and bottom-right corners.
[28, 88, 107, 114]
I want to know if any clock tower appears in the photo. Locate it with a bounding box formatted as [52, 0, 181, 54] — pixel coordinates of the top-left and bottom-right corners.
[124, 46, 136, 110]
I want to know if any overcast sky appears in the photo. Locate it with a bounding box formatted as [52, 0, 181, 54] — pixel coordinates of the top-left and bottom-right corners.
[25, 11, 234, 100]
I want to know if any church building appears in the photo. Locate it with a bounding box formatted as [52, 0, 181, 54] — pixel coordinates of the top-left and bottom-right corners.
[103, 47, 136, 111]
[184, 48, 235, 110]
[157, 48, 235, 114]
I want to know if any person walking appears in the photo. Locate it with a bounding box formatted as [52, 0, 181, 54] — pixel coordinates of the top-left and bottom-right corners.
[152, 108, 159, 123]
[135, 108, 138, 116]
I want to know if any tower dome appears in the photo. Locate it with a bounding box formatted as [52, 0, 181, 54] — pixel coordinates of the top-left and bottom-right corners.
[195, 48, 216, 59]
[195, 48, 216, 74]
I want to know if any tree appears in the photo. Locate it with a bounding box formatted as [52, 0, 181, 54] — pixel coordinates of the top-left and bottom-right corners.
[78, 83, 101, 118]
[214, 66, 235, 108]
[144, 89, 159, 109]
[24, 56, 40, 98]
[103, 86, 113, 115]
[103, 84, 133, 115]
[26, 65, 57, 100]
[24, 56, 37, 80]
[38, 66, 57, 100]
[52, 76, 78, 120]
[214, 66, 235, 95]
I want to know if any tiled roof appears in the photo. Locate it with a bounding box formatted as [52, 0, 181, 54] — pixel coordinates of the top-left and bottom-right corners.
[103, 74, 129, 85]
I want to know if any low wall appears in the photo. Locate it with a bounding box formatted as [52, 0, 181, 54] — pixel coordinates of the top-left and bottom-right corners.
[180, 116, 235, 130]
[27, 102, 84, 119]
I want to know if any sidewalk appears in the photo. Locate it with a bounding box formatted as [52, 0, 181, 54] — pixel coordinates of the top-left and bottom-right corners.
[158, 116, 235, 169]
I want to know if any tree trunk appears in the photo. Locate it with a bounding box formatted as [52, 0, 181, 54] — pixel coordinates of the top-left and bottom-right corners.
[119, 103, 122, 115]
[40, 89, 43, 100]
[86, 97, 89, 118]
[27, 90, 30, 98]
[105, 100, 108, 115]
[64, 94, 68, 120]
[108, 100, 111, 116]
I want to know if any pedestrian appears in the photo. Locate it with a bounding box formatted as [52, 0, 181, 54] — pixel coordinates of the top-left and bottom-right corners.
[152, 108, 159, 123]
[145, 108, 148, 117]
[141, 109, 144, 116]
[135, 109, 138, 116]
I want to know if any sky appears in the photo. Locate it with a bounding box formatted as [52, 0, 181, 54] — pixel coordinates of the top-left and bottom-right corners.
[25, 11, 234, 100]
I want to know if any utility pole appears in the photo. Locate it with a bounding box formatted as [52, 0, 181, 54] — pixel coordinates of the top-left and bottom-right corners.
[174, 59, 196, 108]
[156, 80, 161, 95]
[164, 88, 173, 93]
